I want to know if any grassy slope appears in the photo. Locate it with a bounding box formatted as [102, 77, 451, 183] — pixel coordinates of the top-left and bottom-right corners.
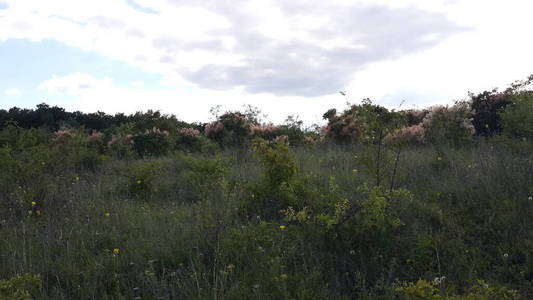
[1, 141, 532, 299]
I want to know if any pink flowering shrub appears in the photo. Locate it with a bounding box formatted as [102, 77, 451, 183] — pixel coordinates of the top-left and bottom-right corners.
[321, 102, 403, 145]
[205, 112, 253, 147]
[51, 129, 106, 170]
[174, 127, 211, 152]
[52, 130, 76, 146]
[250, 124, 277, 140]
[131, 127, 171, 157]
[322, 112, 365, 144]
[421, 101, 474, 146]
[107, 133, 134, 158]
[177, 127, 200, 137]
[385, 124, 425, 145]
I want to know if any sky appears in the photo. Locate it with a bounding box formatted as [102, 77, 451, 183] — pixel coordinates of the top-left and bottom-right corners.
[1, 0, 532, 125]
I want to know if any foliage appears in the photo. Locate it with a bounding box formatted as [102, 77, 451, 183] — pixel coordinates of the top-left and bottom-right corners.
[1, 77, 533, 298]
[0, 274, 42, 300]
[499, 91, 533, 141]
[182, 154, 231, 201]
[131, 127, 170, 157]
[422, 101, 474, 147]
[469, 90, 512, 137]
[121, 160, 162, 200]
[205, 111, 254, 147]
[395, 279, 520, 300]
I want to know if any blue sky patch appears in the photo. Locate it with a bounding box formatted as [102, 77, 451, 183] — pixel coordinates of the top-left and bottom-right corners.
[0, 39, 163, 109]
[125, 0, 158, 14]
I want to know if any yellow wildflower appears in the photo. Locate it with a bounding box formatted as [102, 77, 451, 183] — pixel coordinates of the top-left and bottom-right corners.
[104, 212, 110, 217]
[279, 225, 286, 230]
[31, 201, 37, 206]
[113, 248, 120, 255]
[136, 180, 142, 184]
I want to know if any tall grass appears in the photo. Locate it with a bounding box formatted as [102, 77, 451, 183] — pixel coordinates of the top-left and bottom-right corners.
[0, 139, 532, 299]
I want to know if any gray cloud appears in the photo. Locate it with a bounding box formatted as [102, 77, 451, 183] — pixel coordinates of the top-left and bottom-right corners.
[155, 1, 466, 96]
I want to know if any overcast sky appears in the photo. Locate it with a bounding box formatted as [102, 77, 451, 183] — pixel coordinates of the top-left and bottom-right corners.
[1, 0, 532, 125]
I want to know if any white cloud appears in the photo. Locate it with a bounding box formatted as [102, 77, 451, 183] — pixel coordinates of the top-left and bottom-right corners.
[2, 0, 533, 123]
[0, 0, 464, 97]
[5, 88, 20, 96]
[39, 73, 113, 96]
[39, 73, 342, 125]
[130, 81, 145, 87]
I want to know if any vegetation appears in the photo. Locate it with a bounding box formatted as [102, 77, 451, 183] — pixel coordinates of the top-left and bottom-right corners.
[0, 76, 532, 299]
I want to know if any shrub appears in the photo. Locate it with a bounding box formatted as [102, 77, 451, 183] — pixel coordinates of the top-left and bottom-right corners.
[174, 127, 214, 152]
[385, 124, 425, 146]
[322, 100, 405, 145]
[131, 127, 170, 157]
[251, 137, 297, 188]
[422, 102, 474, 146]
[51, 128, 107, 170]
[205, 112, 253, 147]
[401, 109, 429, 126]
[122, 160, 162, 200]
[107, 133, 134, 158]
[470, 90, 512, 137]
[499, 91, 533, 140]
[182, 154, 231, 201]
[321, 108, 365, 144]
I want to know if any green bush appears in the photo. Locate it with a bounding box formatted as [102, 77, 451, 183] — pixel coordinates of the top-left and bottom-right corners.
[499, 91, 533, 141]
[131, 128, 170, 157]
[122, 160, 162, 200]
[182, 154, 231, 201]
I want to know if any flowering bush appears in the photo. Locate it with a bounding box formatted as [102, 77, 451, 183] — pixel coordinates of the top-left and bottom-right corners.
[250, 124, 277, 140]
[131, 127, 170, 157]
[174, 127, 201, 150]
[421, 101, 474, 146]
[51, 129, 107, 170]
[107, 133, 134, 158]
[322, 100, 404, 145]
[321, 111, 365, 144]
[385, 124, 425, 145]
[205, 112, 253, 147]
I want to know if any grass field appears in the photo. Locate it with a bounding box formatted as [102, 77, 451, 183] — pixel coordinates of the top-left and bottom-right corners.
[1, 136, 532, 299]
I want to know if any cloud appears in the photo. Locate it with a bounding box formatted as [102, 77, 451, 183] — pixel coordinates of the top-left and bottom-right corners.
[130, 80, 144, 87]
[39, 73, 113, 95]
[38, 72, 343, 125]
[0, 0, 465, 97]
[166, 1, 465, 96]
[5, 88, 20, 96]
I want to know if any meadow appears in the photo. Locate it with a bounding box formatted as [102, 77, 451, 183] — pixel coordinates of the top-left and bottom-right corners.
[0, 80, 532, 299]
